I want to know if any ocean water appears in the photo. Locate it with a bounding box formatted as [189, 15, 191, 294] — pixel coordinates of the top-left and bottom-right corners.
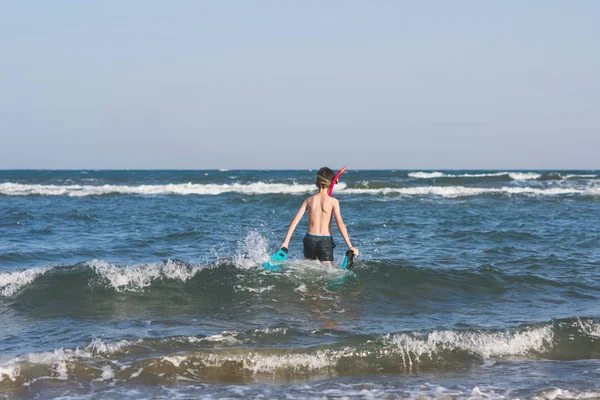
[1, 169, 599, 400]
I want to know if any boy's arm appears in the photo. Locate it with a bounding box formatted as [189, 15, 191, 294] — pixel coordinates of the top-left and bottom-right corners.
[333, 200, 359, 256]
[281, 199, 307, 249]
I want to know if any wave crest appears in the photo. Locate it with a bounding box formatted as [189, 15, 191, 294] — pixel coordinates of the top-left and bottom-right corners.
[385, 325, 552, 361]
[89, 259, 203, 292]
[2, 318, 600, 386]
[2, 181, 598, 197]
[0, 182, 317, 197]
[0, 266, 50, 297]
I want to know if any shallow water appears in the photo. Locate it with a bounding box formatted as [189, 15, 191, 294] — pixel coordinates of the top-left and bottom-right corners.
[1, 169, 599, 399]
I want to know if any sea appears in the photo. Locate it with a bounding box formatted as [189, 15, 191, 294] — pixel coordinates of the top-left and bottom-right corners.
[1, 169, 599, 400]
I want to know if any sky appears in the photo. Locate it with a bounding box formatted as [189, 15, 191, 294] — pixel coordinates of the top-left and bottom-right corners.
[0, 1, 598, 170]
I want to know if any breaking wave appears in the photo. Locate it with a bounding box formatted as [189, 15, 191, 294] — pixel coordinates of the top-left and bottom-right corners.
[0, 182, 317, 197]
[0, 265, 51, 297]
[408, 172, 597, 181]
[1, 182, 599, 198]
[342, 185, 600, 197]
[2, 259, 598, 309]
[1, 318, 599, 386]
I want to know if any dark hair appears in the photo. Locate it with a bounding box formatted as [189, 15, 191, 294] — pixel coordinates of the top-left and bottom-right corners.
[316, 167, 335, 189]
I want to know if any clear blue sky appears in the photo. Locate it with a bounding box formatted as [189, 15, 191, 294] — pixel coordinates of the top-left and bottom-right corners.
[1, 1, 598, 169]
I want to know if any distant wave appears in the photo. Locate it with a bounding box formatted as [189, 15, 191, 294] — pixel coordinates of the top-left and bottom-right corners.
[0, 182, 317, 197]
[1, 317, 599, 386]
[408, 171, 598, 181]
[343, 185, 600, 198]
[564, 174, 598, 179]
[1, 182, 598, 197]
[408, 172, 558, 180]
[408, 171, 542, 180]
[408, 172, 449, 179]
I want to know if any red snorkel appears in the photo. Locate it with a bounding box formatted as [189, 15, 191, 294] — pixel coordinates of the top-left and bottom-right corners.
[327, 166, 347, 196]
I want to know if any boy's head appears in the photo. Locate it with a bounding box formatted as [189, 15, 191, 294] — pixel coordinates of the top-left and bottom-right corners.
[316, 167, 335, 189]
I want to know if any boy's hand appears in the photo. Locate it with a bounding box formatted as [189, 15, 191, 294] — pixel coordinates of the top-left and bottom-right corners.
[350, 247, 359, 257]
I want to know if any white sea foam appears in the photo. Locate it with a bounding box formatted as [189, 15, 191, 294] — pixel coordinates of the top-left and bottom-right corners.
[564, 174, 598, 179]
[0, 362, 20, 382]
[533, 389, 600, 400]
[0, 182, 316, 197]
[247, 351, 334, 374]
[102, 365, 114, 380]
[235, 285, 275, 294]
[574, 318, 600, 338]
[234, 231, 270, 269]
[26, 348, 92, 372]
[319, 383, 512, 400]
[508, 172, 542, 180]
[86, 339, 133, 355]
[408, 172, 446, 179]
[0, 348, 95, 383]
[343, 185, 600, 198]
[294, 283, 308, 293]
[162, 355, 187, 368]
[386, 325, 553, 362]
[89, 259, 202, 292]
[129, 368, 143, 379]
[461, 172, 507, 178]
[193, 350, 337, 374]
[1, 181, 597, 197]
[408, 171, 542, 180]
[200, 332, 244, 346]
[0, 266, 50, 297]
[251, 327, 289, 336]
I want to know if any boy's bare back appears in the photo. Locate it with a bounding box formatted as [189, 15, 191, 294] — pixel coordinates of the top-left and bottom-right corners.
[305, 192, 338, 236]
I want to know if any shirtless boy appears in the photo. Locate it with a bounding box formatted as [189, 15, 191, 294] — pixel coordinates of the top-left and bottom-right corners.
[280, 167, 359, 264]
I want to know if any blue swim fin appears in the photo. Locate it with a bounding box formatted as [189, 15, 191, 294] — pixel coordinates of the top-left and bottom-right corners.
[262, 247, 288, 271]
[340, 249, 355, 270]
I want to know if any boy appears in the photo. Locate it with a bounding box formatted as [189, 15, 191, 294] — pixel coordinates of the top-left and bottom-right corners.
[280, 167, 359, 264]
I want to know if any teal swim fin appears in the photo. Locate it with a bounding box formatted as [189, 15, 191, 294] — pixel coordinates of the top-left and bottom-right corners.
[340, 249, 355, 270]
[262, 247, 288, 271]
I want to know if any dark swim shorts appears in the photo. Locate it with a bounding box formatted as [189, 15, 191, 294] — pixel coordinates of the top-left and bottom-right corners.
[303, 234, 336, 262]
